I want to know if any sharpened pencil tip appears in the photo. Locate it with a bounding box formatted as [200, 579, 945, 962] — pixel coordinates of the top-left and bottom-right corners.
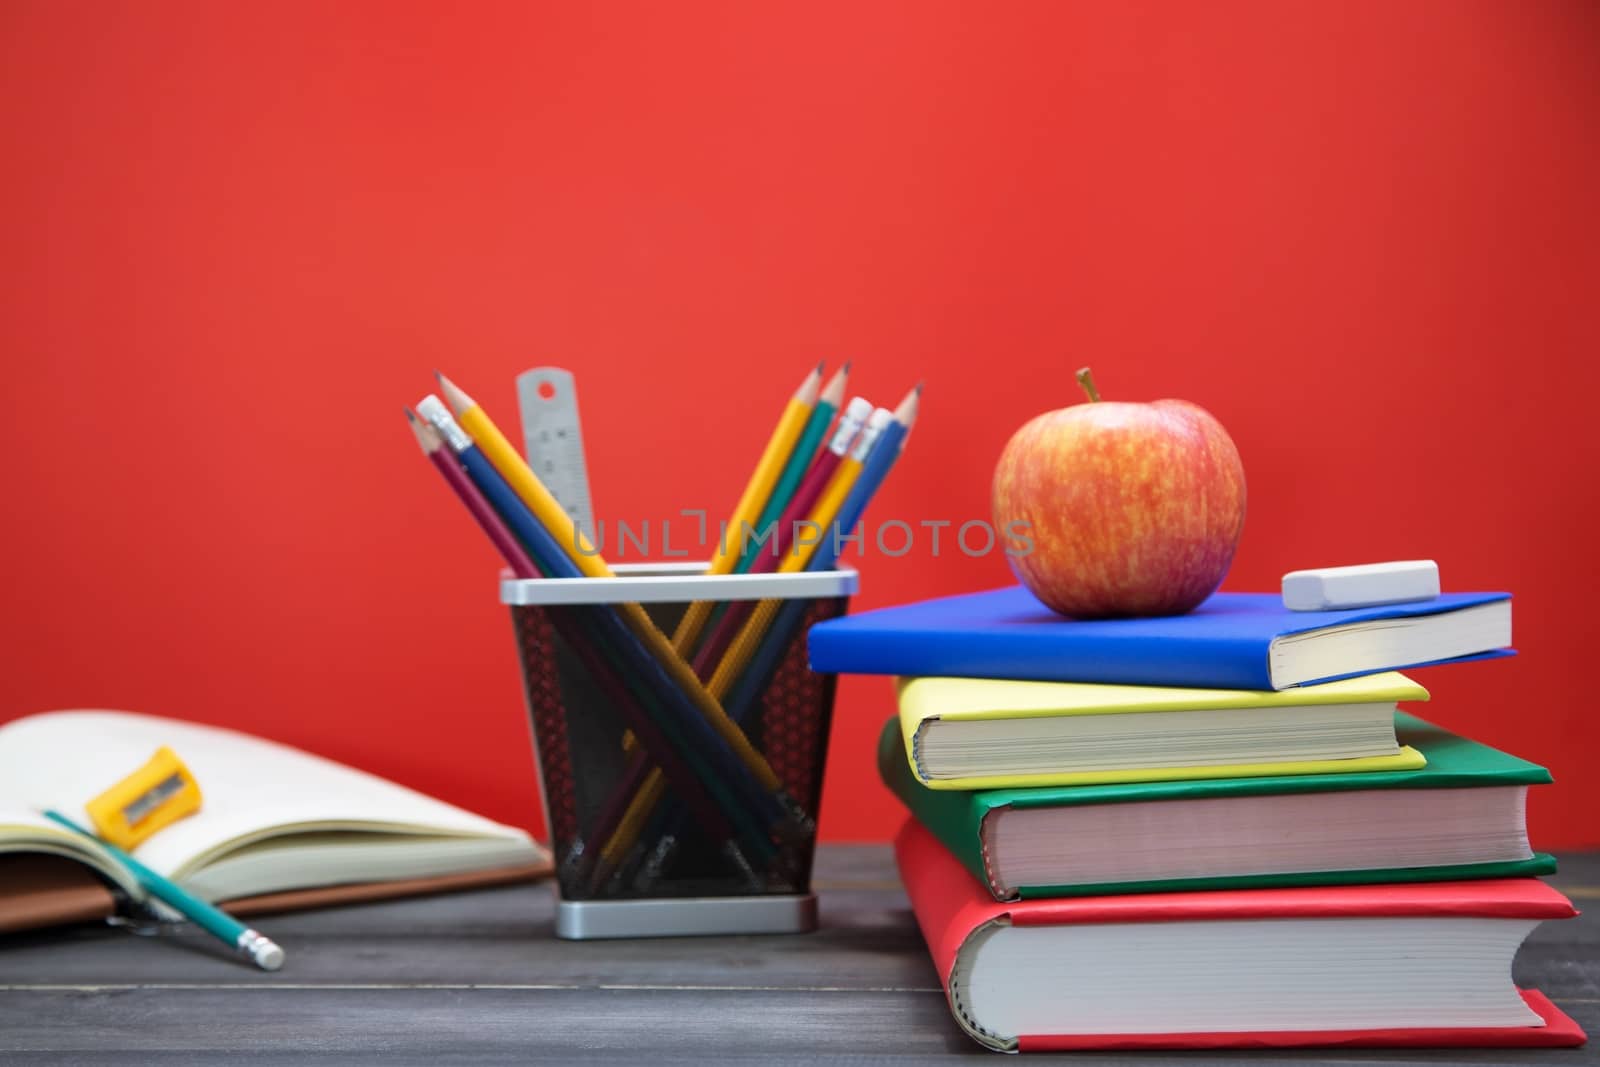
[404, 406, 439, 452]
[434, 372, 473, 416]
[796, 362, 826, 405]
[892, 380, 922, 425]
[842, 361, 853, 374]
[819, 361, 851, 406]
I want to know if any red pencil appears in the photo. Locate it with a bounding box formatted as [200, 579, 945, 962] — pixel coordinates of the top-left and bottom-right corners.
[403, 408, 754, 886]
[405, 409, 541, 579]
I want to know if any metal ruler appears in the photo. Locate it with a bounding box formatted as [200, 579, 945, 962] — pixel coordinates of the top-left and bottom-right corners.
[516, 367, 597, 541]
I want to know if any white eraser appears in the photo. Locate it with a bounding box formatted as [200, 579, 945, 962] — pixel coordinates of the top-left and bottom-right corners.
[1282, 560, 1441, 612]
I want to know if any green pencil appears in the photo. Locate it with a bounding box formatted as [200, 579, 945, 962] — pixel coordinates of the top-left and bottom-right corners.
[682, 363, 849, 652]
[737, 361, 849, 571]
[44, 809, 284, 971]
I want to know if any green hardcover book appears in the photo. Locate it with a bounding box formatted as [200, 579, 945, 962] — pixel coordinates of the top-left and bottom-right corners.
[877, 713, 1555, 901]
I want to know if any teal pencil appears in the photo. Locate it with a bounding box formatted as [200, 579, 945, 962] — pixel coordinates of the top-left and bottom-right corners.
[43, 809, 285, 971]
[678, 364, 848, 660]
[735, 361, 849, 572]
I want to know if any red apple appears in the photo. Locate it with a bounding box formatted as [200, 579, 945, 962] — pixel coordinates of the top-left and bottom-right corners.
[992, 368, 1246, 618]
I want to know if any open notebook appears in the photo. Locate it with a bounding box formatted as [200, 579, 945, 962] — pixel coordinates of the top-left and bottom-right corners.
[0, 710, 551, 934]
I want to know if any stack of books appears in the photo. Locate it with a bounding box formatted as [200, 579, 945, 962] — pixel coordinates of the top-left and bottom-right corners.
[810, 586, 1587, 1052]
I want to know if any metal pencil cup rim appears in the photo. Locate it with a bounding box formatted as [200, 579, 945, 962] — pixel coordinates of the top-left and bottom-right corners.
[500, 560, 858, 605]
[500, 561, 856, 939]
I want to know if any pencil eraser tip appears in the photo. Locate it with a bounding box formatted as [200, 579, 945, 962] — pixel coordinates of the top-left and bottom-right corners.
[255, 941, 285, 971]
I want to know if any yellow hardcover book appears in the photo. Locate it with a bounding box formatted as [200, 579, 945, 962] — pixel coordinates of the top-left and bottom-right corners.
[896, 672, 1428, 790]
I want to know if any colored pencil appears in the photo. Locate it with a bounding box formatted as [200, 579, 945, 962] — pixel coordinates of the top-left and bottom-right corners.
[703, 406, 889, 700]
[725, 386, 919, 720]
[638, 387, 922, 886]
[716, 359, 823, 571]
[435, 372, 790, 804]
[415, 397, 780, 823]
[600, 391, 915, 865]
[406, 409, 768, 857]
[671, 364, 851, 664]
[690, 396, 872, 678]
[44, 810, 284, 971]
[737, 362, 848, 574]
[670, 363, 823, 653]
[589, 400, 877, 865]
[407, 406, 780, 863]
[404, 409, 540, 577]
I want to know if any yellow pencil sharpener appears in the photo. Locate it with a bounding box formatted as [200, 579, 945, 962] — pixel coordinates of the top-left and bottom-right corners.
[84, 745, 203, 850]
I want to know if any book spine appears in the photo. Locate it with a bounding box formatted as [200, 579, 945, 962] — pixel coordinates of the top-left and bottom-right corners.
[876, 719, 998, 895]
[814, 627, 1274, 689]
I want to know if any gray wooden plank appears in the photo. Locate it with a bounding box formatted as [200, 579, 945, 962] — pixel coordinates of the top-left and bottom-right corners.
[0, 846, 1594, 1063]
[0, 887, 933, 987]
[0, 988, 1595, 1066]
[3, 847, 1594, 992]
[0, 846, 932, 988]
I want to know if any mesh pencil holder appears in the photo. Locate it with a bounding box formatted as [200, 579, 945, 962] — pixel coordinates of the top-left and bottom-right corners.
[501, 561, 855, 939]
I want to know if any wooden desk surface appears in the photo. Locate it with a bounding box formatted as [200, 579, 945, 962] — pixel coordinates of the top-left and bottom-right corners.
[2, 846, 1595, 1065]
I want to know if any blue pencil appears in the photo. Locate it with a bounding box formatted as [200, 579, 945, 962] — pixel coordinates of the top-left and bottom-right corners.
[639, 394, 917, 885]
[726, 403, 914, 721]
[414, 397, 787, 834]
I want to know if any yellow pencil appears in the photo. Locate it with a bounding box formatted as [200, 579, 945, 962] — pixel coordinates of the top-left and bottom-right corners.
[601, 389, 919, 868]
[704, 413, 882, 701]
[593, 775, 661, 882]
[435, 372, 786, 796]
[671, 363, 823, 653]
[600, 421, 877, 864]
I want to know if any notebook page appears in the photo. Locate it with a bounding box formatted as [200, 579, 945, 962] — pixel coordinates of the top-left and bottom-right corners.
[0, 710, 540, 879]
[0, 806, 142, 896]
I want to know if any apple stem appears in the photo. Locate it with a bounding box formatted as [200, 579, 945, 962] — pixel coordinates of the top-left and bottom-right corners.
[1075, 367, 1102, 402]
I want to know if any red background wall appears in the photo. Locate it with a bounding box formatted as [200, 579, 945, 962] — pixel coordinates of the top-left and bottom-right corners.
[3, 2, 1596, 846]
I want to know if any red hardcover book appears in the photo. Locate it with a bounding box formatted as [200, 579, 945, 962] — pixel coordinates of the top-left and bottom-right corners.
[895, 818, 1585, 1052]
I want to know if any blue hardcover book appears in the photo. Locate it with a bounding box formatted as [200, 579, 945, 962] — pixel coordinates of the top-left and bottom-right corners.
[808, 587, 1513, 690]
